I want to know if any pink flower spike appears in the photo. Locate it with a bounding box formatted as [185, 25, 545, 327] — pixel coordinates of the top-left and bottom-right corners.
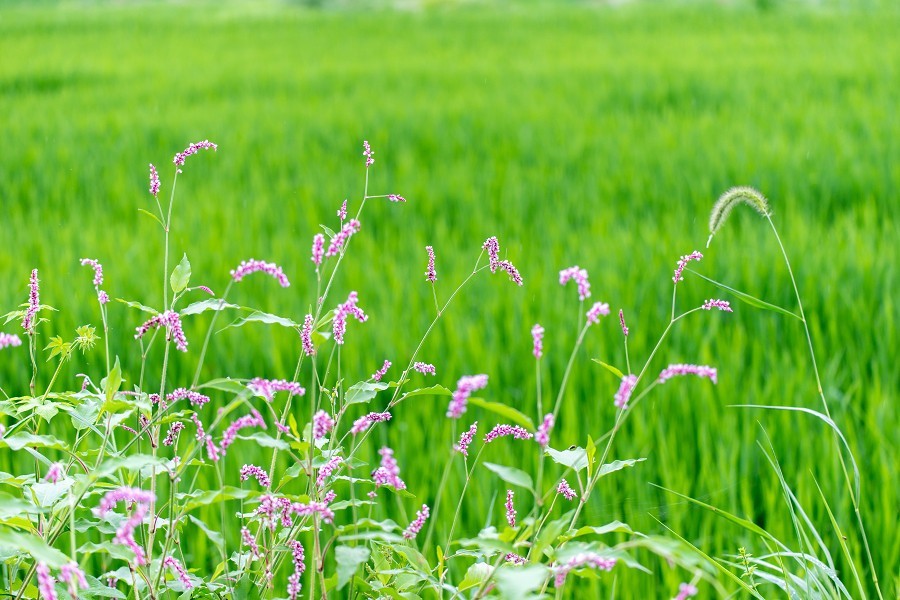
[484, 424, 533, 443]
[505, 553, 527, 565]
[240, 464, 272, 488]
[425, 246, 437, 282]
[205, 435, 221, 462]
[557, 479, 577, 501]
[350, 411, 391, 435]
[219, 410, 266, 455]
[191, 414, 206, 440]
[453, 422, 478, 457]
[97, 291, 110, 305]
[194, 285, 215, 296]
[332, 291, 368, 345]
[230, 259, 290, 287]
[497, 260, 523, 286]
[559, 266, 591, 300]
[59, 562, 89, 598]
[287, 541, 306, 600]
[505, 490, 516, 527]
[0, 333, 23, 350]
[372, 447, 407, 491]
[447, 374, 488, 419]
[337, 199, 348, 220]
[482, 237, 500, 272]
[535, 413, 554, 448]
[96, 487, 155, 566]
[316, 456, 343, 487]
[134, 310, 188, 352]
[79, 258, 104, 287]
[22, 269, 40, 332]
[163, 422, 183, 446]
[676, 583, 699, 599]
[301, 314, 315, 356]
[325, 219, 361, 257]
[554, 553, 616, 587]
[149, 163, 160, 197]
[247, 378, 305, 402]
[166, 387, 210, 407]
[619, 309, 629, 337]
[658, 364, 718, 385]
[414, 362, 436, 376]
[162, 556, 193, 589]
[531, 324, 544, 359]
[363, 140, 374, 167]
[241, 526, 259, 557]
[586, 302, 610, 324]
[37, 562, 57, 600]
[403, 504, 430, 539]
[311, 234, 325, 267]
[173, 140, 217, 167]
[673, 250, 703, 283]
[387, 194, 406, 202]
[372, 359, 391, 382]
[313, 410, 335, 440]
[614, 374, 638, 409]
[702, 299, 733, 312]
[45, 462, 64, 483]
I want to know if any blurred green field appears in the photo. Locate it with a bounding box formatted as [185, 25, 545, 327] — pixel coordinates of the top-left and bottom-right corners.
[1, 1, 898, 597]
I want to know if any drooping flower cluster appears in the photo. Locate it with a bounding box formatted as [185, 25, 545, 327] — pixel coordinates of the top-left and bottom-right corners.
[148, 163, 160, 197]
[162, 556, 193, 589]
[387, 194, 406, 202]
[403, 504, 430, 539]
[554, 553, 617, 587]
[702, 298, 733, 312]
[247, 378, 305, 402]
[134, 310, 188, 352]
[676, 583, 699, 599]
[482, 236, 523, 285]
[425, 246, 437, 282]
[79, 258, 104, 286]
[505, 553, 527, 565]
[325, 219, 361, 257]
[332, 291, 368, 345]
[531, 323, 544, 359]
[619, 309, 629, 337]
[59, 562, 89, 598]
[230, 259, 290, 287]
[191, 413, 206, 440]
[290, 500, 335, 524]
[22, 269, 40, 332]
[36, 562, 57, 600]
[586, 302, 610, 324]
[166, 387, 210, 407]
[363, 140, 374, 167]
[505, 490, 516, 527]
[559, 266, 591, 300]
[96, 487, 156, 565]
[371, 359, 391, 382]
[316, 456, 343, 487]
[371, 447, 406, 491]
[557, 479, 577, 501]
[484, 424, 533, 443]
[44, 462, 63, 483]
[535, 413, 554, 447]
[454, 422, 478, 457]
[240, 464, 271, 488]
[337, 199, 348, 220]
[0, 332, 22, 350]
[350, 411, 392, 435]
[301, 314, 315, 356]
[241, 526, 259, 557]
[219, 410, 266, 455]
[614, 374, 638, 409]
[447, 374, 488, 418]
[658, 364, 718, 385]
[673, 250, 703, 283]
[287, 541, 306, 600]
[313, 410, 335, 440]
[311, 234, 325, 267]
[173, 140, 217, 167]
[163, 422, 184, 446]
[413, 362, 436, 376]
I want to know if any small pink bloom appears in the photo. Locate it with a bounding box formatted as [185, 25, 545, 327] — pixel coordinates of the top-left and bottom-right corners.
[557, 479, 577, 501]
[162, 556, 192, 589]
[37, 562, 57, 600]
[673, 250, 703, 283]
[614, 374, 637, 409]
[173, 140, 217, 167]
[166, 387, 210, 407]
[554, 553, 616, 587]
[350, 411, 391, 435]
[413, 362, 436, 376]
[240, 464, 271, 488]
[505, 490, 516, 527]
[241, 526, 259, 557]
[372, 359, 391, 382]
[163, 422, 184, 446]
[333, 291, 367, 345]
[425, 246, 437, 282]
[447, 374, 488, 419]
[316, 456, 343, 487]
[22, 269, 40, 332]
[337, 199, 348, 220]
[403, 504, 429, 539]
[535, 413, 554, 447]
[676, 583, 699, 599]
[325, 219, 361, 257]
[0, 333, 22, 350]
[658, 364, 718, 385]
[301, 314, 315, 356]
[79, 258, 104, 286]
[149, 163, 160, 196]
[134, 310, 188, 352]
[505, 553, 527, 565]
[702, 298, 733, 312]
[287, 540, 306, 599]
[313, 410, 335, 440]
[59, 562, 89, 599]
[247, 378, 305, 402]
[44, 462, 64, 484]
[619, 309, 629, 337]
[482, 237, 500, 272]
[230, 259, 290, 287]
[531, 324, 544, 359]
[387, 194, 406, 202]
[586, 302, 610, 325]
[484, 424, 533, 443]
[363, 140, 374, 167]
[453, 422, 478, 457]
[371, 447, 406, 490]
[311, 234, 325, 267]
[559, 266, 591, 300]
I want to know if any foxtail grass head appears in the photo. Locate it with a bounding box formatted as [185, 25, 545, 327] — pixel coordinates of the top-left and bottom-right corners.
[707, 186, 770, 247]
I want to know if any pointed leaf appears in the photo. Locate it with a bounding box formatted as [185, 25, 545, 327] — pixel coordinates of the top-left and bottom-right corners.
[336, 545, 370, 589]
[591, 359, 625, 379]
[116, 299, 159, 314]
[223, 310, 300, 330]
[545, 446, 588, 472]
[345, 381, 390, 405]
[687, 270, 801, 320]
[170, 253, 191, 294]
[467, 397, 535, 430]
[180, 299, 239, 316]
[104, 357, 122, 404]
[137, 208, 165, 228]
[596, 458, 646, 478]
[483, 462, 533, 490]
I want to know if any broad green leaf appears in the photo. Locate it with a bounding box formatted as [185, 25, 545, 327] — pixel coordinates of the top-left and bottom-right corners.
[0, 529, 70, 567]
[177, 486, 254, 512]
[398, 384, 452, 401]
[591, 359, 625, 379]
[494, 564, 549, 597]
[0, 491, 44, 518]
[116, 299, 159, 314]
[237, 432, 288, 450]
[196, 377, 247, 396]
[467, 397, 535, 430]
[188, 515, 224, 550]
[545, 446, 588, 472]
[458, 562, 493, 591]
[561, 521, 634, 542]
[483, 462, 533, 490]
[1, 433, 69, 451]
[105, 357, 122, 404]
[180, 299, 238, 316]
[336, 545, 370, 589]
[30, 480, 73, 508]
[596, 458, 646, 478]
[223, 310, 300, 330]
[170, 253, 191, 294]
[532, 511, 574, 560]
[345, 381, 390, 405]
[687, 269, 802, 320]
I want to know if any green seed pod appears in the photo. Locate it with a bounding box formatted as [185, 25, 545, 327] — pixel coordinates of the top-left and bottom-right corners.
[707, 186, 770, 247]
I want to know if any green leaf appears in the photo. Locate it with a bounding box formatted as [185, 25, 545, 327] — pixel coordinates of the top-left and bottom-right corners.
[586, 435, 597, 479]
[398, 384, 452, 401]
[170, 253, 191, 294]
[0, 529, 70, 567]
[30, 480, 74, 508]
[104, 357, 122, 405]
[94, 454, 171, 479]
[177, 486, 254, 512]
[591, 359, 625, 379]
[336, 545, 370, 589]
[545, 446, 588, 472]
[532, 511, 574, 560]
[196, 377, 247, 396]
[237, 432, 289, 449]
[458, 562, 492, 592]
[0, 433, 69, 451]
[0, 491, 44, 519]
[180, 299, 238, 316]
[494, 564, 549, 597]
[116, 299, 159, 314]
[345, 381, 390, 405]
[483, 462, 533, 490]
[596, 458, 646, 478]
[467, 397, 535, 430]
[561, 521, 634, 542]
[223, 310, 300, 330]
[188, 515, 224, 550]
[137, 208, 164, 228]
[686, 269, 802, 320]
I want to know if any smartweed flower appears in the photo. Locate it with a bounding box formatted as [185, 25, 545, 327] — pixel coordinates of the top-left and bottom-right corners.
[673, 251, 703, 284]
[166, 387, 210, 407]
[194, 285, 214, 296]
[241, 526, 259, 557]
[372, 359, 391, 382]
[290, 500, 335, 524]
[403, 504, 430, 539]
[205, 435, 221, 462]
[619, 309, 629, 337]
[702, 299, 733, 312]
[247, 378, 305, 402]
[311, 234, 325, 267]
[162, 556, 192, 589]
[241, 464, 271, 488]
[535, 413, 554, 447]
[325, 219, 361, 257]
[22, 269, 40, 332]
[505, 490, 516, 527]
[96, 487, 155, 565]
[135, 310, 188, 352]
[676, 583, 699, 599]
[447, 374, 488, 419]
[59, 562, 89, 599]
[388, 194, 406, 202]
[413, 362, 436, 376]
[371, 447, 406, 490]
[148, 163, 160, 196]
[483, 237, 500, 272]
[0, 333, 22, 350]
[79, 258, 104, 286]
[363, 140, 374, 167]
[36, 562, 57, 600]
[658, 364, 718, 385]
[45, 462, 64, 483]
[557, 479, 577, 501]
[454, 422, 478, 457]
[554, 553, 616, 587]
[484, 424, 533, 443]
[230, 259, 290, 287]
[425, 246, 437, 282]
[497, 260, 524, 286]
[173, 140, 217, 167]
[559, 266, 591, 300]
[337, 199, 348, 220]
[163, 422, 184, 446]
[586, 302, 610, 324]
[313, 410, 335, 440]
[191, 413, 206, 440]
[506, 553, 527, 565]
[531, 324, 544, 359]
[614, 374, 638, 409]
[220, 410, 266, 455]
[301, 314, 315, 356]
[333, 291, 368, 345]
[287, 540, 306, 600]
[350, 411, 391, 434]
[316, 456, 343, 487]
[97, 291, 110, 305]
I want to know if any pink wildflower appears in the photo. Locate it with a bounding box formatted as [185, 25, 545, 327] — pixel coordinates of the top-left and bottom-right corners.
[333, 291, 368, 345]
[505, 553, 527, 565]
[275, 421, 290, 434]
[148, 163, 160, 196]
[447, 374, 488, 419]
[220, 410, 266, 455]
[37, 562, 57, 600]
[413, 362, 436, 376]
[313, 410, 335, 440]
[676, 583, 699, 599]
[484, 424, 533, 443]
[554, 553, 616, 587]
[363, 140, 374, 167]
[45, 462, 64, 483]
[80, 258, 104, 286]
[350, 411, 392, 435]
[230, 259, 290, 287]
[658, 364, 718, 385]
[387, 194, 406, 202]
[287, 540, 306, 600]
[557, 479, 577, 501]
[337, 199, 347, 220]
[505, 490, 516, 527]
[248, 378, 305, 402]
[194, 285, 214, 296]
[59, 562, 89, 599]
[173, 140, 217, 167]
[535, 413, 554, 447]
[205, 435, 221, 462]
[166, 387, 210, 407]
[702, 299, 733, 312]
[325, 219, 361, 257]
[301, 314, 315, 355]
[134, 310, 188, 352]
[163, 422, 184, 446]
[586, 302, 610, 324]
[482, 237, 500, 272]
[453, 422, 478, 457]
[614, 374, 638, 409]
[323, 490, 337, 504]
[290, 500, 335, 524]
[425, 246, 437, 282]
[22, 269, 40, 332]
[240, 464, 271, 488]
[372, 359, 391, 382]
[372, 447, 406, 490]
[497, 260, 524, 286]
[673, 250, 703, 283]
[316, 456, 343, 487]
[241, 526, 259, 557]
[619, 309, 629, 337]
[191, 413, 206, 440]
[96, 487, 155, 565]
[559, 266, 591, 300]
[311, 234, 325, 267]
[0, 333, 22, 350]
[531, 324, 544, 359]
[162, 556, 192, 589]
[403, 504, 429, 539]
[97, 291, 109, 305]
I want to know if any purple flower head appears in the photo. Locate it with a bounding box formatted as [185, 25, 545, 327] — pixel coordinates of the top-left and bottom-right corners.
[484, 424, 533, 443]
[531, 323, 544, 359]
[241, 526, 259, 557]
[658, 364, 718, 385]
[96, 487, 155, 565]
[241, 464, 271, 488]
[505, 553, 527, 565]
[619, 309, 629, 337]
[59, 562, 89, 598]
[350, 411, 391, 435]
[287, 540, 306, 600]
[337, 199, 348, 220]
[194, 285, 215, 296]
[363, 140, 374, 167]
[248, 378, 305, 402]
[219, 410, 266, 456]
[505, 490, 516, 527]
[80, 258, 104, 287]
[173, 140, 217, 167]
[371, 447, 406, 490]
[313, 410, 335, 440]
[325, 219, 361, 257]
[676, 583, 699, 599]
[276, 421, 290, 434]
[22, 269, 40, 332]
[0, 333, 23, 351]
[614, 374, 638, 409]
[166, 387, 210, 407]
[498, 260, 523, 286]
[316, 456, 343, 487]
[301, 314, 316, 356]
[323, 490, 337, 504]
[163, 422, 184, 446]
[413, 362, 436, 376]
[586, 302, 610, 325]
[45, 462, 64, 483]
[559, 266, 591, 300]
[97, 290, 110, 305]
[482, 237, 500, 272]
[535, 413, 554, 448]
[311, 234, 325, 267]
[387, 194, 406, 202]
[372, 359, 391, 382]
[673, 250, 703, 284]
[557, 479, 577, 501]
[162, 556, 192, 589]
[290, 500, 335, 524]
[425, 246, 437, 282]
[205, 435, 221, 462]
[149, 164, 160, 197]
[403, 504, 430, 539]
[230, 259, 290, 287]
[191, 413, 206, 440]
[37, 562, 57, 600]
[702, 298, 733, 312]
[554, 553, 616, 587]
[453, 422, 478, 457]
[135, 310, 188, 352]
[447, 374, 488, 419]
[332, 291, 368, 345]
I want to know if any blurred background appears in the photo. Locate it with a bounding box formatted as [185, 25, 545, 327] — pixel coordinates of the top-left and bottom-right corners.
[1, 0, 897, 596]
